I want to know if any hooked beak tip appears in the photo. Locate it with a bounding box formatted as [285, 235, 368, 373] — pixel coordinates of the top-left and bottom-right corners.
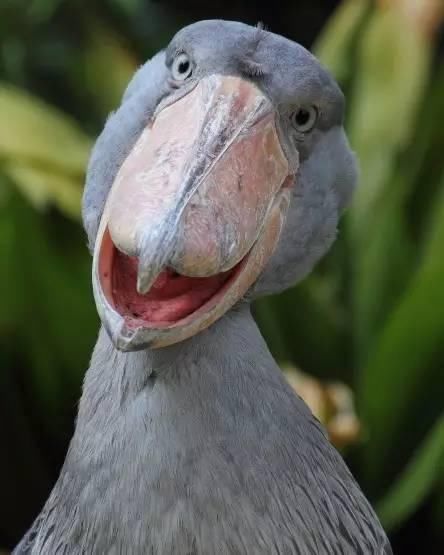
[136, 274, 150, 296]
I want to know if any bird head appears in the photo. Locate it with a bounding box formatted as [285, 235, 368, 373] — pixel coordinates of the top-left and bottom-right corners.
[82, 20, 357, 351]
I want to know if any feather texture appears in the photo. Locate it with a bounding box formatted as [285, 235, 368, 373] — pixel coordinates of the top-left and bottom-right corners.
[16, 307, 391, 554]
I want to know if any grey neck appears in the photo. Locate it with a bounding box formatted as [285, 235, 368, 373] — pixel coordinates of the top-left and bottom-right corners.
[73, 302, 302, 452]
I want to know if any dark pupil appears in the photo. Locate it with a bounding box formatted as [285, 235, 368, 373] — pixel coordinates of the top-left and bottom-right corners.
[178, 60, 190, 74]
[295, 109, 310, 126]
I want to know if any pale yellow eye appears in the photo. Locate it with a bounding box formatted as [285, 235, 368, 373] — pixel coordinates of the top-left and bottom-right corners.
[290, 106, 318, 133]
[171, 53, 193, 81]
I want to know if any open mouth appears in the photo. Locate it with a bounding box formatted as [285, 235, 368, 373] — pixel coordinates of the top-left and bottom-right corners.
[92, 74, 294, 350]
[98, 229, 247, 330]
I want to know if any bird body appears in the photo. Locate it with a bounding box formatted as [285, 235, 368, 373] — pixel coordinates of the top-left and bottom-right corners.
[15, 20, 392, 554]
[17, 309, 390, 554]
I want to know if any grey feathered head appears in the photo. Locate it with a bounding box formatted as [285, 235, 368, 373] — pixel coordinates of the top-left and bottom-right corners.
[82, 20, 357, 351]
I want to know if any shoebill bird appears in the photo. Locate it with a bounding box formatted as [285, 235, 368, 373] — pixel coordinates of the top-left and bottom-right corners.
[14, 20, 392, 555]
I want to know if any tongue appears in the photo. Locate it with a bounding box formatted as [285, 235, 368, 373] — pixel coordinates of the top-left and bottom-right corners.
[112, 250, 232, 325]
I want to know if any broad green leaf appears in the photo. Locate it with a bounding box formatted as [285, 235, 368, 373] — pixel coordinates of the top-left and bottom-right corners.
[0, 177, 23, 330]
[0, 83, 92, 174]
[432, 476, 444, 535]
[348, 6, 431, 229]
[83, 20, 138, 117]
[9, 191, 96, 412]
[254, 296, 290, 363]
[377, 414, 444, 530]
[3, 161, 82, 219]
[359, 175, 444, 482]
[0, 190, 62, 410]
[349, 177, 414, 361]
[109, 0, 141, 16]
[347, 3, 436, 361]
[256, 271, 348, 379]
[27, 0, 64, 23]
[313, 0, 369, 82]
[395, 65, 444, 245]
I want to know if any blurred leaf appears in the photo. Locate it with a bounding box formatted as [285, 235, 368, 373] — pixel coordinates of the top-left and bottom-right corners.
[432, 475, 444, 535]
[359, 173, 444, 482]
[8, 190, 96, 412]
[28, 0, 63, 23]
[349, 178, 414, 361]
[109, 0, 141, 16]
[82, 20, 138, 117]
[377, 414, 444, 530]
[254, 296, 290, 363]
[0, 84, 92, 174]
[346, 3, 440, 360]
[255, 273, 349, 379]
[3, 161, 82, 219]
[406, 66, 444, 240]
[0, 178, 23, 331]
[348, 5, 431, 228]
[313, 0, 369, 82]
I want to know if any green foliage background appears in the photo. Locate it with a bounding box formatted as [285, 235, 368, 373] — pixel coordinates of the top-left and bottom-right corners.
[1, 0, 443, 552]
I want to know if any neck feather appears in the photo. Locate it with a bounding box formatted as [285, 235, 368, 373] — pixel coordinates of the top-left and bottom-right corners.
[34, 303, 389, 554]
[74, 303, 304, 447]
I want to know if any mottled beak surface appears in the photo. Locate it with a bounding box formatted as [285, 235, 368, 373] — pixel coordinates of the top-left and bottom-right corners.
[93, 74, 295, 350]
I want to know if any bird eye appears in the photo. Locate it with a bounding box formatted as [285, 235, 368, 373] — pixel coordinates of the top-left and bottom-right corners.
[171, 53, 193, 81]
[290, 106, 318, 133]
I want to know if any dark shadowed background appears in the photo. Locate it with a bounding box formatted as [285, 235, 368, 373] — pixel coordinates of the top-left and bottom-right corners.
[1, 0, 444, 552]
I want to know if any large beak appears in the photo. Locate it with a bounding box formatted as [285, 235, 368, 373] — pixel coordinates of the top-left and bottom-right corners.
[93, 74, 295, 350]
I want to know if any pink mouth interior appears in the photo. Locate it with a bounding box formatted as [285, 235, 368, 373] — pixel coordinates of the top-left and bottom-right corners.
[98, 230, 244, 329]
[112, 250, 235, 326]
[97, 177, 294, 332]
